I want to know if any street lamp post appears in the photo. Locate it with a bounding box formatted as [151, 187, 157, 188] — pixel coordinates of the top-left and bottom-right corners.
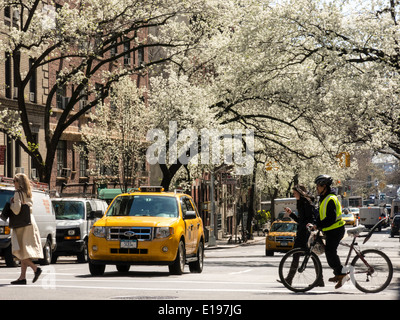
[208, 171, 216, 246]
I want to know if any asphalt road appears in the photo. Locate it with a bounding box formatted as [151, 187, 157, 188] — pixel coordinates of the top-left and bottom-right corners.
[0, 227, 398, 303]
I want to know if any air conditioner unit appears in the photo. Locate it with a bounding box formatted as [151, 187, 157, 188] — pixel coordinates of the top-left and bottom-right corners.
[29, 92, 35, 102]
[15, 167, 24, 174]
[61, 168, 71, 178]
[31, 168, 37, 180]
[13, 87, 18, 98]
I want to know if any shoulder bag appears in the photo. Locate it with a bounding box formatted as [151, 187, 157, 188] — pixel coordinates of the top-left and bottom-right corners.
[9, 191, 31, 229]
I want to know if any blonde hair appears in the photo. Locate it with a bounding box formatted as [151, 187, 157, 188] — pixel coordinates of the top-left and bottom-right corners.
[14, 173, 32, 198]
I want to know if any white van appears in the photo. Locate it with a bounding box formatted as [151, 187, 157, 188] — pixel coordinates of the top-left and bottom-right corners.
[51, 198, 108, 263]
[359, 207, 384, 230]
[0, 178, 56, 267]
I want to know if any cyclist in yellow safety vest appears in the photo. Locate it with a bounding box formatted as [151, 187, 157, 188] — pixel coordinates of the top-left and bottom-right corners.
[314, 175, 347, 289]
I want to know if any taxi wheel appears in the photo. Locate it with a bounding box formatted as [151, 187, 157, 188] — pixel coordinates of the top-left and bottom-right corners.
[116, 265, 130, 273]
[189, 241, 204, 273]
[265, 249, 274, 257]
[169, 240, 185, 275]
[89, 261, 106, 276]
[39, 239, 52, 265]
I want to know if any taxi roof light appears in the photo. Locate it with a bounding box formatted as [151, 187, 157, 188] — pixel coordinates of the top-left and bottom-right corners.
[138, 186, 164, 193]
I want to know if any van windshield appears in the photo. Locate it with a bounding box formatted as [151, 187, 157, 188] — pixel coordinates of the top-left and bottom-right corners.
[53, 201, 85, 220]
[0, 190, 14, 211]
[107, 195, 178, 218]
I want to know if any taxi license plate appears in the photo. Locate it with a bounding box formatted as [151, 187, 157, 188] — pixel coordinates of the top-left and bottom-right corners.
[280, 242, 288, 246]
[120, 240, 138, 249]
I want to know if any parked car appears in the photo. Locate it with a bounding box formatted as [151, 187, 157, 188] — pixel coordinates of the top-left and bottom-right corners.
[390, 215, 400, 238]
[52, 198, 108, 263]
[0, 177, 56, 266]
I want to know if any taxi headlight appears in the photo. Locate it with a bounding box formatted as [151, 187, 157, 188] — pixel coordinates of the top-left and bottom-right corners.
[268, 236, 275, 241]
[155, 227, 174, 239]
[93, 226, 107, 238]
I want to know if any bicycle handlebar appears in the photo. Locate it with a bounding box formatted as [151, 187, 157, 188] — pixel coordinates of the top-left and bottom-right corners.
[362, 217, 388, 244]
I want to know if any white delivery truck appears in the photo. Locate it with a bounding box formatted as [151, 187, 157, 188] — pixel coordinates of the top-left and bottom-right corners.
[359, 207, 383, 230]
[51, 198, 108, 263]
[0, 177, 56, 266]
[274, 198, 297, 220]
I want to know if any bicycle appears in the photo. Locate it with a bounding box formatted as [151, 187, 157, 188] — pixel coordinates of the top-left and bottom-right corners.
[278, 218, 393, 293]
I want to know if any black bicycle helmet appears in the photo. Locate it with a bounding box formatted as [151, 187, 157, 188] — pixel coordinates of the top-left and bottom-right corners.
[314, 174, 333, 186]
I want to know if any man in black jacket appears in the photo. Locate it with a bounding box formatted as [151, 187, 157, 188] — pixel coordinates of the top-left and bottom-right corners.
[314, 175, 347, 289]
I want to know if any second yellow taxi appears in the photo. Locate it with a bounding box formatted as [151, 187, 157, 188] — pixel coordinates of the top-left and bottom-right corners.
[265, 219, 297, 256]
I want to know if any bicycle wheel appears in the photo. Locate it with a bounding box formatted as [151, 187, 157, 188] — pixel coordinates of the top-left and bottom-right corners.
[350, 249, 393, 293]
[279, 248, 323, 293]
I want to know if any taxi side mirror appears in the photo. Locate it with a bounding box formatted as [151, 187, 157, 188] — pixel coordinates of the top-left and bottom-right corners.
[184, 210, 197, 219]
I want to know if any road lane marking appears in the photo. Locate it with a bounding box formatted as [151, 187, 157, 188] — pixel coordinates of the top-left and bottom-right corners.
[229, 269, 253, 275]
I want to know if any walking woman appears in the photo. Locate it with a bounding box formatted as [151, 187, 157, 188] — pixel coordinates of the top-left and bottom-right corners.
[284, 185, 316, 250]
[10, 173, 43, 285]
[279, 184, 324, 286]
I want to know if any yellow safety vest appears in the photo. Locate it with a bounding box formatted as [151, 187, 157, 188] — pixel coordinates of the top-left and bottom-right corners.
[319, 194, 345, 232]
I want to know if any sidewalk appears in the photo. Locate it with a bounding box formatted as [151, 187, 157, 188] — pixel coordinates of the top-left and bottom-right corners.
[205, 235, 265, 250]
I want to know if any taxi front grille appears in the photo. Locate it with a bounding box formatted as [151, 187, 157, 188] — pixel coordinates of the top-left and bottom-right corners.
[276, 236, 294, 242]
[110, 248, 148, 254]
[107, 227, 153, 241]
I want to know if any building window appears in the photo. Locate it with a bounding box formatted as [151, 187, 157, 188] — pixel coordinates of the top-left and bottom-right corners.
[4, 6, 11, 27]
[110, 39, 117, 58]
[56, 83, 67, 109]
[79, 144, 88, 177]
[138, 46, 144, 66]
[5, 53, 11, 98]
[123, 39, 131, 66]
[29, 58, 37, 103]
[57, 140, 66, 176]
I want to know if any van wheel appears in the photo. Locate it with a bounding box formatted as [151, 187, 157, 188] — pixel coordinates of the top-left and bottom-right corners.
[4, 244, 17, 267]
[77, 239, 88, 263]
[39, 239, 52, 265]
[169, 240, 185, 275]
[51, 253, 58, 264]
[89, 261, 105, 276]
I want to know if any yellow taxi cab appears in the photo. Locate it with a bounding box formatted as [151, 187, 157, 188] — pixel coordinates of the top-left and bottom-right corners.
[341, 209, 357, 226]
[88, 186, 204, 276]
[265, 218, 297, 256]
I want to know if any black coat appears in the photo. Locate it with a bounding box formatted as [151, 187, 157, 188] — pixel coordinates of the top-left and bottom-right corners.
[290, 197, 316, 248]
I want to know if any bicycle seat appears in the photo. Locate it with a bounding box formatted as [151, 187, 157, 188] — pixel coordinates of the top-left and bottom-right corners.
[347, 225, 366, 237]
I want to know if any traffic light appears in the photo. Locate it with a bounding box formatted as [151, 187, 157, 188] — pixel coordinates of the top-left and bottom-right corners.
[336, 152, 350, 168]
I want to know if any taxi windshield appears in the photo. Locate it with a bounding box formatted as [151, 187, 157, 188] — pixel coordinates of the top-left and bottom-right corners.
[342, 213, 354, 218]
[107, 195, 178, 218]
[270, 222, 297, 232]
[53, 201, 85, 220]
